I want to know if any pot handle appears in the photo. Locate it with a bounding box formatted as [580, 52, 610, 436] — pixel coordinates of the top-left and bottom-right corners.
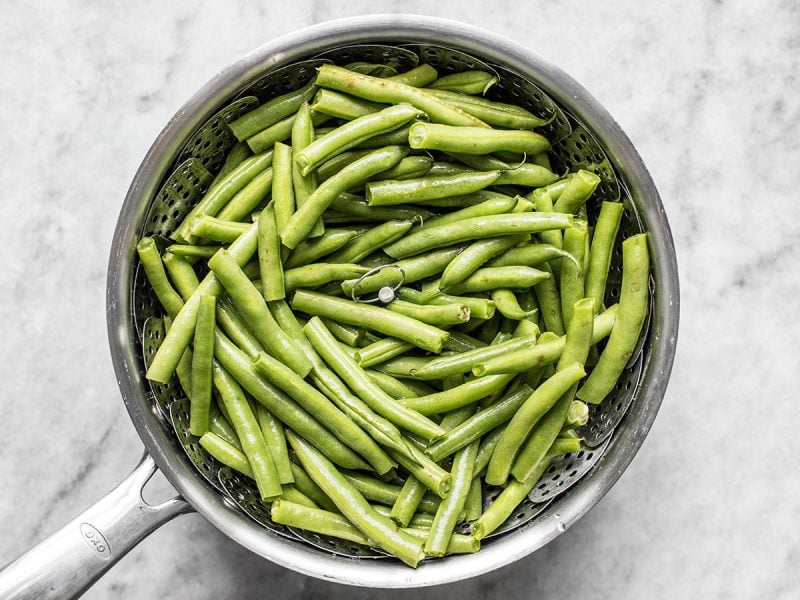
[0, 452, 192, 599]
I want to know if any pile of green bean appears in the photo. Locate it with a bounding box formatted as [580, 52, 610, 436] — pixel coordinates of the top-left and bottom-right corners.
[138, 60, 650, 567]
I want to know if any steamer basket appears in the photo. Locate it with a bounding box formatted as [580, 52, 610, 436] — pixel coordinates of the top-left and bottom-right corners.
[0, 15, 679, 597]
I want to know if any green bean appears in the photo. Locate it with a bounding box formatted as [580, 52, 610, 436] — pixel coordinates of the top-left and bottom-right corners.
[272, 499, 371, 545]
[246, 110, 328, 154]
[386, 299, 470, 326]
[173, 150, 272, 243]
[553, 169, 601, 214]
[351, 124, 414, 149]
[485, 363, 585, 486]
[316, 318, 365, 347]
[293, 291, 448, 353]
[530, 151, 552, 170]
[303, 317, 445, 440]
[256, 404, 294, 484]
[284, 229, 357, 269]
[534, 263, 565, 335]
[296, 104, 422, 176]
[208, 249, 312, 376]
[464, 477, 483, 523]
[346, 62, 399, 77]
[565, 399, 589, 428]
[287, 431, 425, 567]
[491, 289, 536, 320]
[409, 122, 550, 155]
[472, 304, 616, 376]
[425, 439, 479, 556]
[366, 170, 500, 206]
[398, 288, 497, 321]
[283, 263, 369, 292]
[146, 223, 259, 384]
[365, 369, 436, 399]
[261, 141, 294, 234]
[373, 155, 434, 182]
[389, 64, 439, 87]
[472, 425, 506, 478]
[199, 431, 252, 475]
[211, 141, 251, 186]
[342, 472, 405, 506]
[529, 189, 563, 250]
[208, 407, 242, 451]
[162, 252, 200, 300]
[356, 338, 415, 368]
[577, 234, 650, 404]
[327, 219, 413, 263]
[441, 265, 550, 295]
[440, 234, 529, 289]
[257, 203, 285, 300]
[165, 244, 221, 259]
[316, 149, 373, 182]
[487, 243, 579, 269]
[510, 299, 595, 482]
[215, 166, 273, 222]
[137, 237, 184, 319]
[212, 362, 282, 500]
[189, 294, 216, 435]
[215, 297, 265, 359]
[401, 373, 516, 416]
[385, 443, 452, 499]
[443, 330, 487, 352]
[311, 88, 383, 120]
[290, 463, 338, 513]
[229, 80, 317, 141]
[390, 477, 428, 527]
[292, 103, 325, 237]
[447, 153, 558, 187]
[384, 212, 573, 259]
[428, 70, 497, 94]
[188, 216, 249, 243]
[425, 385, 532, 462]
[315, 64, 488, 128]
[560, 219, 588, 328]
[281, 145, 408, 248]
[252, 352, 395, 475]
[328, 193, 435, 223]
[214, 330, 368, 470]
[280, 486, 318, 509]
[342, 246, 464, 297]
[418, 189, 515, 209]
[425, 89, 549, 129]
[584, 201, 625, 314]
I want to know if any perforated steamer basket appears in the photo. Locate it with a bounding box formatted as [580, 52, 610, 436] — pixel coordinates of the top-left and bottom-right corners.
[0, 14, 679, 598]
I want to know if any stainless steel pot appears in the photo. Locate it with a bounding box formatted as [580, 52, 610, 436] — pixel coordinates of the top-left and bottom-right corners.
[0, 14, 679, 597]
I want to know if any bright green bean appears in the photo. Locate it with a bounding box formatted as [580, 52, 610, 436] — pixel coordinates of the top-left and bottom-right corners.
[356, 338, 415, 368]
[292, 103, 324, 237]
[296, 103, 422, 176]
[560, 219, 588, 328]
[553, 169, 601, 214]
[487, 243, 579, 269]
[137, 237, 184, 319]
[442, 265, 550, 295]
[385, 443, 452, 499]
[199, 431, 251, 475]
[210, 141, 251, 186]
[315, 64, 488, 128]
[281, 145, 408, 248]
[577, 234, 650, 404]
[386, 299, 470, 326]
[212, 362, 282, 500]
[293, 291, 448, 353]
[534, 263, 565, 335]
[491, 289, 536, 320]
[389, 64, 439, 87]
[290, 463, 338, 513]
[401, 373, 516, 416]
[165, 244, 221, 259]
[565, 399, 589, 428]
[440, 234, 529, 289]
[409, 122, 550, 155]
[371, 156, 433, 181]
[286, 431, 425, 567]
[390, 477, 428, 528]
[328, 193, 435, 223]
[365, 369, 436, 399]
[425, 89, 549, 129]
[257, 203, 285, 300]
[384, 212, 573, 259]
[162, 252, 200, 301]
[256, 404, 294, 485]
[215, 166, 273, 222]
[188, 216, 250, 243]
[398, 287, 497, 321]
[208, 406, 241, 451]
[585, 201, 625, 314]
[208, 249, 312, 376]
[366, 170, 500, 206]
[428, 70, 497, 94]
[189, 294, 216, 435]
[327, 219, 413, 263]
[272, 499, 371, 545]
[284, 228, 357, 270]
[229, 80, 317, 141]
[283, 263, 369, 292]
[311, 88, 383, 120]
[464, 477, 483, 523]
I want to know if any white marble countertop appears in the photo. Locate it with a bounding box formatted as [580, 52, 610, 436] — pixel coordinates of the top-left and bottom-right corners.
[1, 1, 798, 598]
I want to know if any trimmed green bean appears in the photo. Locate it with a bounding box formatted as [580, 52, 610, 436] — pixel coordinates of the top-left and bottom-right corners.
[487, 243, 579, 269]
[389, 64, 439, 87]
[165, 244, 221, 259]
[385, 443, 452, 499]
[534, 263, 565, 335]
[283, 263, 369, 292]
[491, 289, 537, 320]
[293, 291, 449, 353]
[386, 299, 470, 326]
[566, 399, 589, 428]
[365, 369, 436, 399]
[425, 89, 549, 129]
[272, 499, 371, 545]
[409, 122, 550, 155]
[560, 219, 588, 328]
[366, 170, 500, 206]
[286, 431, 425, 567]
[384, 212, 573, 259]
[268, 141, 295, 233]
[215, 297, 265, 359]
[303, 317, 445, 439]
[252, 352, 395, 475]
[371, 156, 433, 181]
[215, 166, 273, 222]
[290, 463, 338, 512]
[577, 234, 650, 404]
[189, 294, 216, 435]
[257, 203, 285, 300]
[428, 70, 497, 95]
[315, 64, 488, 128]
[553, 169, 601, 214]
[584, 201, 625, 314]
[390, 477, 428, 528]
[188, 216, 249, 243]
[229, 80, 317, 141]
[328, 193, 435, 223]
[447, 153, 558, 187]
[256, 404, 294, 485]
[399, 288, 497, 321]
[356, 337, 415, 368]
[311, 88, 383, 120]
[209, 406, 242, 451]
[284, 229, 358, 269]
[211, 141, 251, 186]
[162, 252, 200, 301]
[401, 373, 516, 416]
[327, 219, 413, 263]
[208, 249, 312, 376]
[442, 265, 550, 295]
[212, 362, 282, 500]
[464, 477, 483, 522]
[425, 385, 532, 462]
[292, 103, 324, 236]
[246, 110, 328, 154]
[281, 145, 408, 248]
[296, 103, 422, 176]
[199, 431, 251, 476]
[440, 234, 530, 289]
[137, 237, 184, 319]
